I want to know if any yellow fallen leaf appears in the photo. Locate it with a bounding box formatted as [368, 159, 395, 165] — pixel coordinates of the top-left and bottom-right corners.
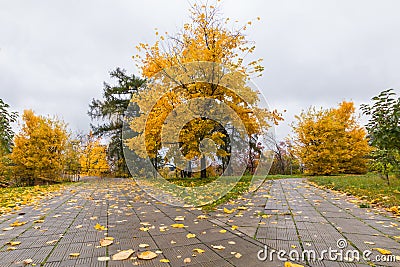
[373, 248, 392, 255]
[100, 238, 113, 247]
[364, 241, 375, 245]
[139, 243, 150, 248]
[291, 245, 297, 248]
[171, 224, 185, 228]
[174, 216, 185, 221]
[3, 227, 14, 231]
[284, 262, 304, 267]
[112, 249, 135, 260]
[7, 247, 16, 251]
[46, 240, 58, 245]
[234, 253, 242, 258]
[228, 241, 236, 245]
[160, 259, 170, 263]
[10, 220, 26, 227]
[69, 253, 80, 257]
[223, 207, 235, 214]
[211, 245, 225, 250]
[193, 248, 205, 254]
[8, 241, 21, 246]
[393, 236, 400, 239]
[94, 223, 106, 231]
[237, 206, 248, 210]
[139, 227, 149, 231]
[186, 233, 196, 238]
[97, 256, 110, 261]
[231, 225, 239, 230]
[219, 229, 227, 233]
[197, 215, 208, 219]
[183, 257, 191, 263]
[75, 225, 83, 229]
[33, 220, 44, 223]
[137, 251, 158, 260]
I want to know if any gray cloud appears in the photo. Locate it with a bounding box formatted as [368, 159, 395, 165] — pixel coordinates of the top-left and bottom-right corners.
[1, 0, 399, 139]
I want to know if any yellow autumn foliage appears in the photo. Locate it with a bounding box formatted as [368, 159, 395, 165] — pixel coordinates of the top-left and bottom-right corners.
[80, 133, 109, 176]
[11, 110, 69, 184]
[291, 101, 371, 175]
[128, 3, 282, 177]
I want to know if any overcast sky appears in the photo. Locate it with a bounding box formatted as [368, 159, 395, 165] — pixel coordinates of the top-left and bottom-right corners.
[1, 0, 399, 139]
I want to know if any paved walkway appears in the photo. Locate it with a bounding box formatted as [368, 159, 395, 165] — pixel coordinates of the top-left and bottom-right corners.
[0, 178, 398, 267]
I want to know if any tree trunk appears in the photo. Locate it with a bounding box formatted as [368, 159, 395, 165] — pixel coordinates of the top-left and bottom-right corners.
[187, 161, 192, 178]
[201, 156, 206, 178]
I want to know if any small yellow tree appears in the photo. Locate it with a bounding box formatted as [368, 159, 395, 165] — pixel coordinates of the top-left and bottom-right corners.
[80, 133, 109, 176]
[11, 110, 68, 185]
[291, 101, 371, 175]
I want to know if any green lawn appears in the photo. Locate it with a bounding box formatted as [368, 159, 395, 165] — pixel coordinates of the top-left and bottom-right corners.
[308, 174, 400, 208]
[167, 174, 296, 210]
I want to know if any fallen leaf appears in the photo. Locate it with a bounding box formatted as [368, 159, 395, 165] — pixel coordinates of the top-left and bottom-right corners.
[7, 247, 16, 251]
[211, 245, 225, 250]
[231, 225, 239, 230]
[373, 248, 392, 255]
[363, 241, 375, 245]
[100, 238, 113, 247]
[186, 233, 196, 239]
[193, 248, 205, 254]
[112, 249, 135, 260]
[139, 243, 150, 248]
[228, 241, 236, 245]
[284, 262, 304, 267]
[174, 216, 185, 221]
[219, 229, 227, 233]
[237, 206, 248, 210]
[139, 227, 149, 231]
[10, 220, 26, 227]
[291, 245, 297, 249]
[197, 215, 208, 219]
[75, 225, 83, 229]
[69, 253, 80, 257]
[223, 207, 235, 214]
[97, 256, 110, 261]
[137, 251, 158, 260]
[46, 240, 58, 245]
[184, 257, 191, 263]
[22, 258, 33, 265]
[171, 223, 185, 228]
[94, 223, 106, 231]
[234, 253, 242, 258]
[2, 227, 14, 231]
[33, 220, 44, 223]
[8, 241, 21, 246]
[160, 259, 170, 263]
